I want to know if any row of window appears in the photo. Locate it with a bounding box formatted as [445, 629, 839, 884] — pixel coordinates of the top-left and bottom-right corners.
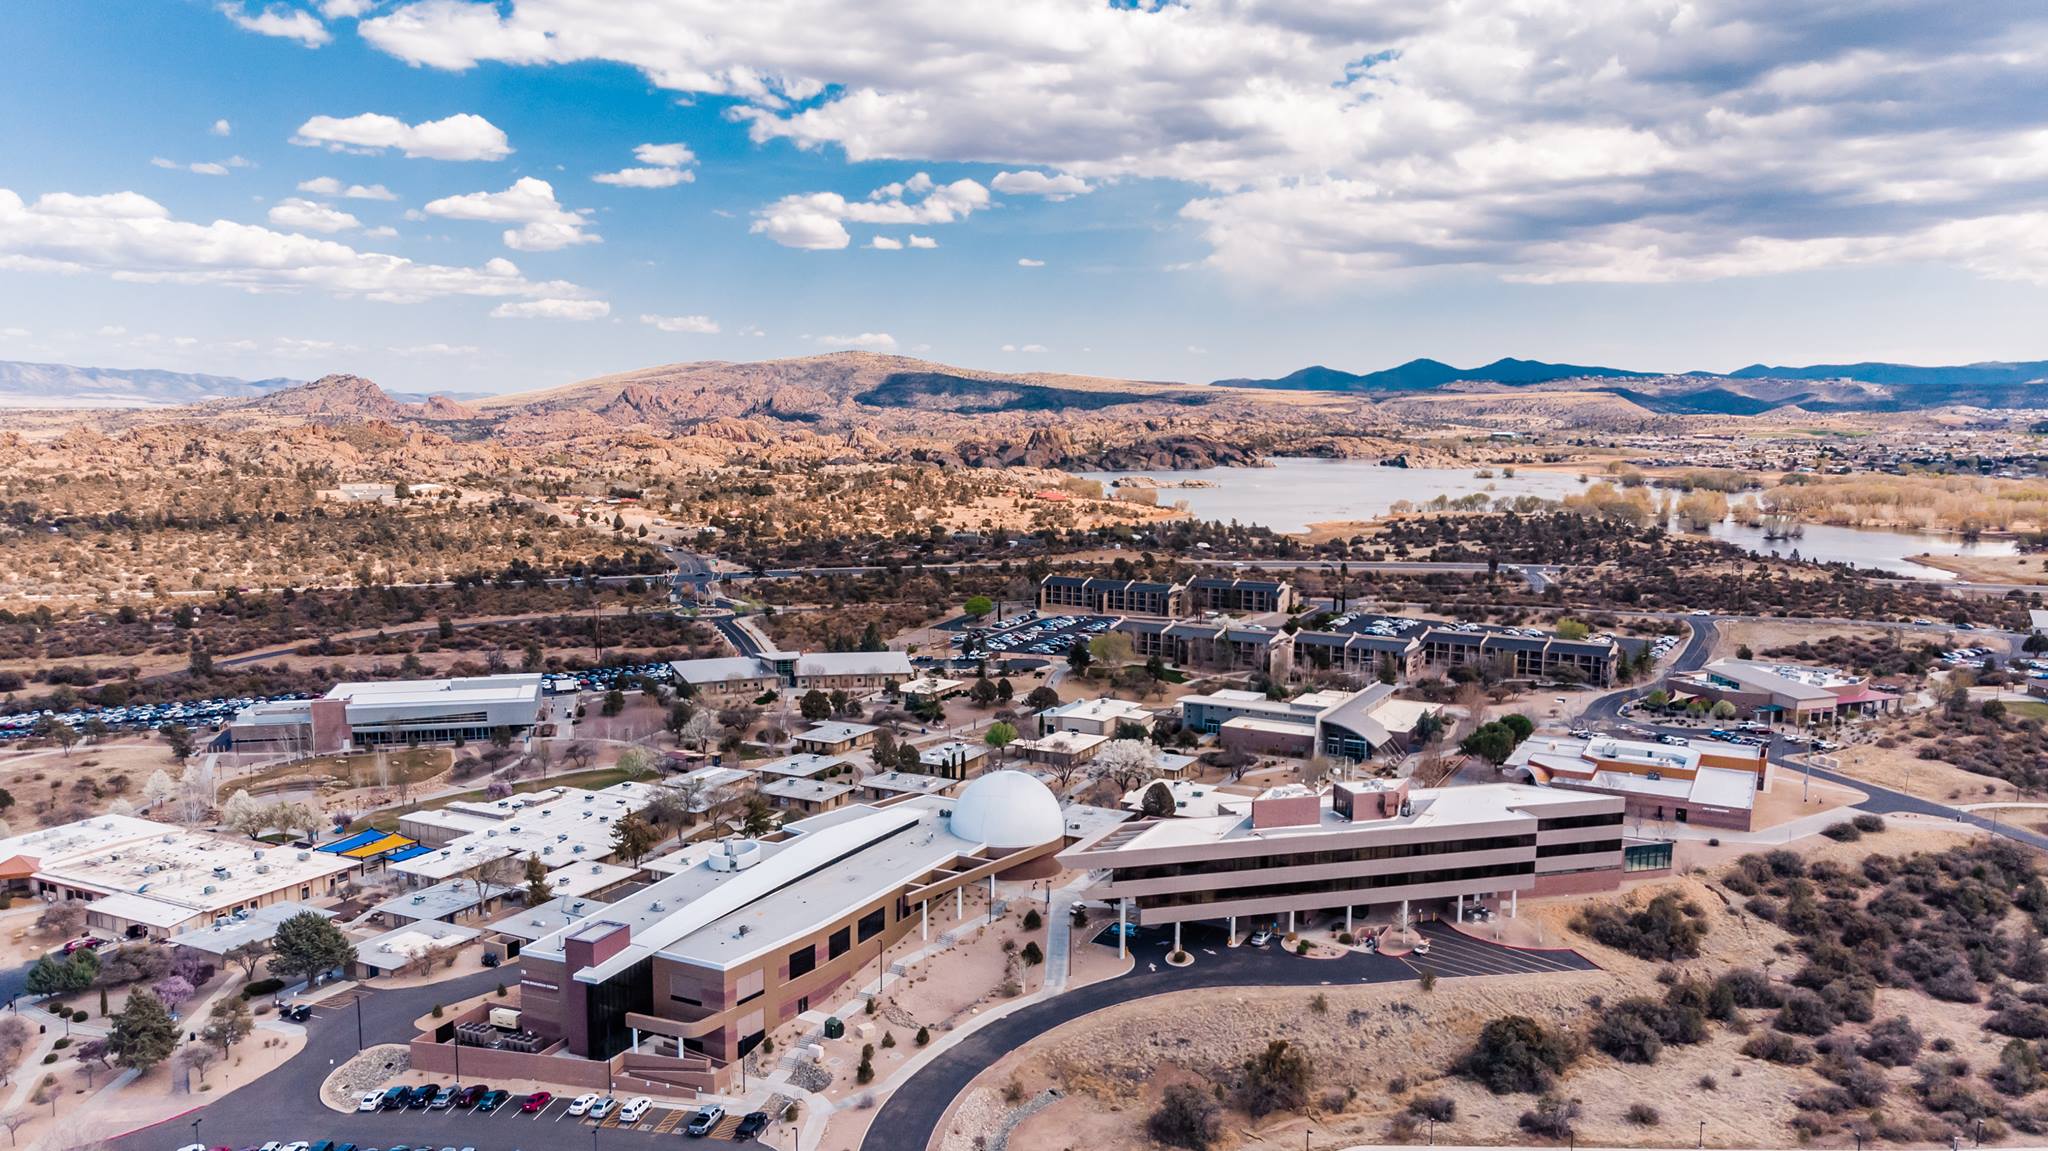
[1135, 860, 1535, 909]
[1110, 833, 1538, 884]
[1536, 812, 1626, 832]
[1535, 838, 1622, 858]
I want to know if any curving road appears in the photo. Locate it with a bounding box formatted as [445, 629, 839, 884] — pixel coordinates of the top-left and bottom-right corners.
[859, 922, 1591, 1151]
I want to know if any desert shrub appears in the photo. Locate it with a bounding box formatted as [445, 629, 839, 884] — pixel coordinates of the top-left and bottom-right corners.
[1407, 1095, 1456, 1122]
[1859, 1016, 1922, 1067]
[1795, 1087, 1855, 1114]
[1821, 822, 1863, 842]
[240, 978, 284, 1000]
[1236, 1040, 1313, 1118]
[1989, 1002, 2048, 1040]
[1460, 1016, 1577, 1094]
[1713, 967, 1780, 1009]
[1774, 988, 1836, 1036]
[1571, 893, 1707, 961]
[1590, 993, 1707, 1065]
[1625, 1103, 1661, 1126]
[1741, 1031, 1813, 1065]
[1698, 1074, 1717, 1091]
[1993, 1038, 2043, 1096]
[1149, 1084, 1221, 1151]
[1851, 813, 1886, 833]
[1517, 1097, 1580, 1139]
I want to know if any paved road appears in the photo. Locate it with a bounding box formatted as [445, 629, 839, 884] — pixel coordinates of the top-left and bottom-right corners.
[1580, 616, 1717, 727]
[860, 922, 1591, 1151]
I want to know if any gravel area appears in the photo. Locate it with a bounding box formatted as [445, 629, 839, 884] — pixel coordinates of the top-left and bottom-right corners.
[317, 1043, 412, 1111]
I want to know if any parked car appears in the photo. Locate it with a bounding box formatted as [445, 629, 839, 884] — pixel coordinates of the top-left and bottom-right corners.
[61, 936, 104, 955]
[408, 1084, 441, 1109]
[587, 1096, 618, 1119]
[617, 1096, 654, 1124]
[475, 1090, 510, 1114]
[734, 1112, 771, 1141]
[1247, 928, 1272, 947]
[280, 1003, 314, 1023]
[429, 1087, 457, 1110]
[357, 1092, 383, 1112]
[567, 1094, 600, 1116]
[380, 1086, 412, 1111]
[686, 1105, 725, 1137]
[521, 1092, 553, 1114]
[454, 1085, 489, 1109]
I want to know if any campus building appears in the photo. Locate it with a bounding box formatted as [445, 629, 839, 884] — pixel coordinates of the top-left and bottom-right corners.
[1416, 627, 1619, 686]
[393, 782, 664, 888]
[1036, 696, 1154, 737]
[1292, 631, 1426, 682]
[1507, 734, 1770, 831]
[1059, 780, 1636, 940]
[667, 651, 917, 703]
[506, 773, 1128, 1089]
[1115, 618, 1295, 678]
[0, 816, 359, 938]
[1177, 683, 1445, 764]
[1186, 576, 1298, 615]
[1037, 576, 1186, 617]
[1667, 659, 1900, 724]
[668, 657, 782, 706]
[226, 673, 547, 753]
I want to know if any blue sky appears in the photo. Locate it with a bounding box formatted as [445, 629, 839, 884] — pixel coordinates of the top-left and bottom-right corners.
[3, 1, 2047, 394]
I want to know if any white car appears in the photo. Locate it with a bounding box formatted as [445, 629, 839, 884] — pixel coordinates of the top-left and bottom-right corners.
[619, 1096, 655, 1124]
[358, 1090, 384, 1111]
[589, 1095, 618, 1118]
[568, 1093, 601, 1116]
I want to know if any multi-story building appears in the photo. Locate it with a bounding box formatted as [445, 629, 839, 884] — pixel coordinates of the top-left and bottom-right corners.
[1176, 683, 1440, 763]
[1113, 619, 1293, 678]
[1058, 780, 1635, 944]
[667, 650, 917, 703]
[227, 673, 546, 753]
[1417, 627, 1619, 686]
[1507, 734, 1769, 830]
[668, 657, 782, 706]
[505, 773, 1126, 1088]
[1186, 576, 1298, 615]
[1667, 659, 1899, 724]
[1291, 632, 1426, 682]
[1037, 576, 1186, 617]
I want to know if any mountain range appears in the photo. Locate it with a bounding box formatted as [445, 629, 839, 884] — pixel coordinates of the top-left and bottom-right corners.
[1212, 357, 2048, 412]
[0, 359, 497, 409]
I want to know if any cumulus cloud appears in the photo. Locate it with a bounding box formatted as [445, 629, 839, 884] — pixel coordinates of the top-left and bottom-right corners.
[992, 171, 1090, 201]
[595, 141, 696, 188]
[320, 0, 375, 16]
[1000, 343, 1046, 353]
[151, 156, 249, 176]
[640, 313, 719, 333]
[0, 186, 597, 306]
[293, 112, 511, 161]
[907, 234, 937, 249]
[354, 1, 2048, 286]
[816, 332, 896, 350]
[868, 236, 902, 250]
[1016, 258, 1044, 267]
[299, 177, 399, 200]
[220, 3, 329, 47]
[751, 172, 988, 249]
[423, 177, 597, 250]
[267, 198, 362, 233]
[210, 119, 232, 137]
[492, 298, 610, 319]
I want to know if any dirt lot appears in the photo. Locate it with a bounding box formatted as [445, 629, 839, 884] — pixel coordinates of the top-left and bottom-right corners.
[1709, 618, 1897, 662]
[1905, 553, 2048, 585]
[1827, 737, 2025, 805]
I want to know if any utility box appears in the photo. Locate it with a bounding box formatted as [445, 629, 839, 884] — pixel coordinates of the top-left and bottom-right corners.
[488, 1007, 521, 1030]
[823, 1016, 845, 1039]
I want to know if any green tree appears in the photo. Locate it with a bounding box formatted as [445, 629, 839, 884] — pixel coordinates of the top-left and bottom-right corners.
[984, 721, 1018, 762]
[1554, 618, 1591, 641]
[963, 595, 994, 619]
[523, 853, 553, 907]
[161, 724, 195, 762]
[1066, 638, 1091, 674]
[107, 991, 180, 1074]
[602, 689, 626, 717]
[1710, 700, 1738, 720]
[610, 814, 664, 866]
[1025, 686, 1060, 710]
[741, 794, 779, 836]
[969, 678, 999, 707]
[1460, 723, 1516, 765]
[1498, 713, 1534, 744]
[269, 911, 357, 985]
[858, 622, 884, 652]
[800, 690, 832, 721]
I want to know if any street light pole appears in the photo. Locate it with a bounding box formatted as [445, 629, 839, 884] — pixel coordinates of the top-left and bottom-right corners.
[356, 993, 365, 1050]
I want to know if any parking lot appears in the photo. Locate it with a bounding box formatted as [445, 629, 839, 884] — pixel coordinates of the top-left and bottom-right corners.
[956, 612, 1116, 658]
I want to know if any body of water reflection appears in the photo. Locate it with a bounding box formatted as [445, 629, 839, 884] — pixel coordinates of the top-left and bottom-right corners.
[1078, 458, 2014, 580]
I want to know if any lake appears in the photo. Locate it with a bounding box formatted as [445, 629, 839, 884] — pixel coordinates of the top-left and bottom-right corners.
[1077, 458, 2015, 580]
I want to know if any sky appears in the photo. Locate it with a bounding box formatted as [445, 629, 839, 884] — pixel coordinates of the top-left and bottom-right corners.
[3, 1, 2048, 394]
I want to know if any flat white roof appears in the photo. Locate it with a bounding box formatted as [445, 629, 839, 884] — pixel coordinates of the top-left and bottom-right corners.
[919, 740, 988, 766]
[372, 878, 515, 921]
[544, 861, 636, 899]
[1, 815, 357, 921]
[394, 782, 661, 881]
[796, 651, 913, 678]
[752, 753, 849, 779]
[759, 777, 855, 803]
[487, 895, 609, 942]
[797, 722, 878, 744]
[860, 771, 957, 796]
[168, 902, 336, 954]
[669, 657, 777, 685]
[326, 673, 542, 707]
[1015, 730, 1106, 754]
[1043, 697, 1152, 722]
[354, 921, 481, 971]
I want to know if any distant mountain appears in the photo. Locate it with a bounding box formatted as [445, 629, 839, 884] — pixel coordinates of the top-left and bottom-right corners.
[1216, 356, 1652, 392]
[1216, 356, 2048, 411]
[0, 359, 298, 408]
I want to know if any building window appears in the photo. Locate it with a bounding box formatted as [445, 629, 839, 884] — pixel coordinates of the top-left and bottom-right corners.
[827, 926, 851, 960]
[788, 945, 817, 979]
[1623, 842, 1673, 872]
[856, 907, 886, 943]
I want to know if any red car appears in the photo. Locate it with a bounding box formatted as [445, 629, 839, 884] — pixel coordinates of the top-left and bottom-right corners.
[521, 1091, 553, 1114]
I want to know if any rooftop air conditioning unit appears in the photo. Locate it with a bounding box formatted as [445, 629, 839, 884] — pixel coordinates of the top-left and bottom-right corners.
[542, 846, 554, 856]
[203, 884, 217, 895]
[255, 864, 270, 875]
[298, 851, 311, 861]
[649, 901, 665, 912]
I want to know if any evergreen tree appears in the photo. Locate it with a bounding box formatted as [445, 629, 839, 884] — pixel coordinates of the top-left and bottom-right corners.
[108, 991, 180, 1073]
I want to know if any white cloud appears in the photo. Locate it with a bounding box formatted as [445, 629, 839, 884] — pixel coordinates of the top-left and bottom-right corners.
[354, 1, 2048, 287]
[292, 112, 511, 161]
[592, 167, 692, 188]
[210, 119, 232, 137]
[423, 177, 597, 250]
[906, 234, 938, 249]
[320, 0, 375, 16]
[1016, 258, 1044, 267]
[816, 332, 896, 350]
[0, 186, 597, 305]
[220, 3, 329, 47]
[298, 177, 399, 200]
[992, 170, 1090, 201]
[152, 156, 246, 176]
[640, 313, 719, 334]
[0, 327, 28, 339]
[268, 198, 362, 233]
[752, 172, 987, 250]
[1000, 343, 1046, 353]
[492, 298, 610, 320]
[868, 236, 903, 250]
[364, 225, 399, 238]
[390, 342, 479, 355]
[594, 141, 697, 188]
